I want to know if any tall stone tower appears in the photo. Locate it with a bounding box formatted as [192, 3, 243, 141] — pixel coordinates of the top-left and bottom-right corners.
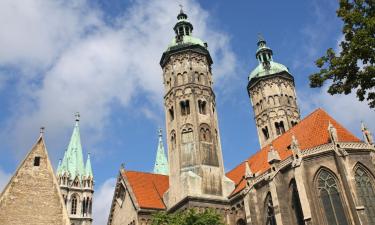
[160, 9, 234, 208]
[57, 113, 94, 225]
[247, 37, 301, 148]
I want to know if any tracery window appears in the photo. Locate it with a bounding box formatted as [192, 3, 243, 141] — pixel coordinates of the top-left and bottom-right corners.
[316, 169, 348, 225]
[71, 195, 78, 215]
[290, 180, 304, 225]
[265, 193, 277, 225]
[355, 166, 375, 224]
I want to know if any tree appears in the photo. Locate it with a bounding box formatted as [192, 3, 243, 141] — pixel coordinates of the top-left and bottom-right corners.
[309, 0, 375, 108]
[151, 209, 225, 225]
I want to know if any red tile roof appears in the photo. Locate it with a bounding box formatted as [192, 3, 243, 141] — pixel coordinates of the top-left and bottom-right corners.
[226, 108, 361, 196]
[123, 108, 361, 207]
[122, 171, 169, 209]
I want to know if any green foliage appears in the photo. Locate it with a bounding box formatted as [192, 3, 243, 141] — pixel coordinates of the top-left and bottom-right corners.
[309, 0, 375, 108]
[151, 209, 225, 225]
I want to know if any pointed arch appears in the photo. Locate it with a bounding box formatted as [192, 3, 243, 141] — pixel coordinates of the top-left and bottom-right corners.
[264, 192, 277, 225]
[289, 179, 304, 225]
[71, 194, 78, 215]
[314, 168, 349, 225]
[353, 163, 375, 224]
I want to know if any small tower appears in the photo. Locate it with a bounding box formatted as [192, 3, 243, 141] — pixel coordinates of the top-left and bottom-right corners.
[57, 113, 94, 225]
[153, 128, 169, 175]
[160, 9, 234, 208]
[247, 37, 301, 148]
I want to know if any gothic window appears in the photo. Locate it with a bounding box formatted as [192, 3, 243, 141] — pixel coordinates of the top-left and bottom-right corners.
[262, 126, 270, 140]
[82, 198, 86, 215]
[354, 166, 375, 224]
[198, 100, 207, 115]
[316, 169, 349, 225]
[180, 100, 190, 116]
[265, 193, 277, 225]
[34, 156, 40, 166]
[169, 107, 174, 121]
[275, 121, 285, 135]
[71, 195, 78, 215]
[88, 198, 92, 214]
[290, 180, 304, 225]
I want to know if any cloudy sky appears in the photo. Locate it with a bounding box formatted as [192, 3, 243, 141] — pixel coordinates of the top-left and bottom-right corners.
[0, 0, 373, 224]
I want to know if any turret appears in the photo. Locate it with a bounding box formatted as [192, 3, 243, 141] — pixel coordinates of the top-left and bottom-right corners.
[247, 36, 301, 148]
[153, 128, 169, 175]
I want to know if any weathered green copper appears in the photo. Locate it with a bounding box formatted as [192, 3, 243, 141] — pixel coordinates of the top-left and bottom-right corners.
[166, 9, 206, 51]
[249, 37, 290, 81]
[58, 113, 86, 180]
[153, 128, 169, 175]
[85, 153, 93, 178]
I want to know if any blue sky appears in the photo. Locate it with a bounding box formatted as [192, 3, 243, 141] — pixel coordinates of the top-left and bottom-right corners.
[0, 0, 374, 224]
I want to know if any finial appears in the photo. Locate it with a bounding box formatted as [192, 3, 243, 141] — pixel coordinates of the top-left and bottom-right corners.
[120, 163, 125, 169]
[40, 126, 45, 135]
[158, 128, 163, 137]
[179, 4, 184, 13]
[257, 33, 264, 42]
[75, 112, 80, 122]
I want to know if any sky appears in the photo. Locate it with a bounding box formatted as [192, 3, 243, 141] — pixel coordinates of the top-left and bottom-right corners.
[0, 0, 374, 224]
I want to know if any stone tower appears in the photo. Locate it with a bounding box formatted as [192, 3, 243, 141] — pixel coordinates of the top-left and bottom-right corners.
[247, 37, 301, 148]
[153, 128, 169, 175]
[160, 9, 234, 208]
[0, 131, 70, 225]
[57, 113, 94, 225]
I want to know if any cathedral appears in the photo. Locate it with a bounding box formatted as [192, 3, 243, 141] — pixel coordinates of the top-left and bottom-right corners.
[107, 9, 375, 225]
[1, 7, 375, 225]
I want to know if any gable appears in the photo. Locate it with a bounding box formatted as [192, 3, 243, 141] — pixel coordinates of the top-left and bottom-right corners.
[0, 136, 70, 225]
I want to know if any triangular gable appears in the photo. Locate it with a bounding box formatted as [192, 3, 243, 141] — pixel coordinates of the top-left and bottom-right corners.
[226, 108, 361, 196]
[0, 136, 70, 225]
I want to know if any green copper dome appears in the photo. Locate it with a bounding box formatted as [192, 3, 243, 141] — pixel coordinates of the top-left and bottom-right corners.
[249, 61, 289, 80]
[248, 37, 290, 81]
[167, 35, 206, 50]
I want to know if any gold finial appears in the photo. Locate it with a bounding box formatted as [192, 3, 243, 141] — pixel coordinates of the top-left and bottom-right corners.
[75, 112, 80, 122]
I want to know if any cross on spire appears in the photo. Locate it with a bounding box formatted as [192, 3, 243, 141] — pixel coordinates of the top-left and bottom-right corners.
[75, 112, 80, 122]
[40, 126, 45, 135]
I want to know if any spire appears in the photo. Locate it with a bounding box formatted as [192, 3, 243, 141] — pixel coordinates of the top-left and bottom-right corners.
[60, 113, 85, 180]
[85, 153, 93, 178]
[153, 128, 169, 175]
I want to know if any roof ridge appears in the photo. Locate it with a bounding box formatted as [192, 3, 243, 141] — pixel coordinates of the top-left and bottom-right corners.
[126, 170, 169, 177]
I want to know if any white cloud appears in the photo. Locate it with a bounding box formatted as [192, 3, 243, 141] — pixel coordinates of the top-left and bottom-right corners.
[92, 178, 116, 225]
[299, 86, 375, 138]
[0, 0, 236, 158]
[0, 168, 11, 193]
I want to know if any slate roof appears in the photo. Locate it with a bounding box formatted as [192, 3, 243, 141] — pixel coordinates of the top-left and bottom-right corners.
[121, 108, 361, 209]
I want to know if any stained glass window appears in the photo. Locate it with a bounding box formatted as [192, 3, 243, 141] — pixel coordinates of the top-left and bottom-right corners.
[317, 169, 348, 225]
[290, 180, 304, 225]
[355, 167, 375, 224]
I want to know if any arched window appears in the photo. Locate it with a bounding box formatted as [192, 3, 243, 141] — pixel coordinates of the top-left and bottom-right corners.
[316, 169, 349, 225]
[180, 100, 190, 116]
[71, 195, 78, 215]
[169, 107, 174, 121]
[355, 166, 375, 224]
[200, 125, 211, 142]
[290, 180, 304, 225]
[82, 198, 86, 215]
[275, 121, 285, 135]
[198, 100, 207, 115]
[262, 126, 270, 140]
[265, 193, 277, 225]
[170, 131, 176, 150]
